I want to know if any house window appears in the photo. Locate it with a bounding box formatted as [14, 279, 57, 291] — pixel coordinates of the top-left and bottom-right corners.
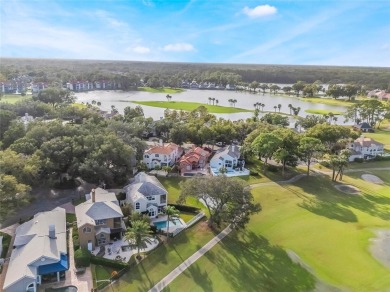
[27, 283, 35, 292]
[144, 155, 149, 158]
[83, 227, 92, 233]
[155, 154, 159, 157]
[95, 219, 106, 226]
[146, 196, 155, 201]
[135, 202, 140, 210]
[149, 209, 156, 217]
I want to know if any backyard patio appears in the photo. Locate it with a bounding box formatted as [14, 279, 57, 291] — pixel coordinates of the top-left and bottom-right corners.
[91, 236, 159, 262]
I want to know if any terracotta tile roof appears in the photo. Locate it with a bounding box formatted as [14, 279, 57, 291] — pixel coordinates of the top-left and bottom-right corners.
[145, 143, 179, 155]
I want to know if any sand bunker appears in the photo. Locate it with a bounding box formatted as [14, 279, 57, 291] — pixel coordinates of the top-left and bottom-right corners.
[370, 230, 390, 268]
[361, 174, 384, 184]
[334, 184, 360, 195]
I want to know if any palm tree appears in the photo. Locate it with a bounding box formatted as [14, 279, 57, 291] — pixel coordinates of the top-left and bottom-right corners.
[212, 98, 216, 105]
[216, 99, 219, 106]
[125, 220, 153, 259]
[208, 97, 212, 104]
[97, 101, 102, 107]
[91, 100, 96, 105]
[277, 104, 282, 112]
[288, 104, 292, 115]
[260, 103, 265, 111]
[232, 99, 237, 107]
[165, 205, 180, 241]
[274, 106, 277, 112]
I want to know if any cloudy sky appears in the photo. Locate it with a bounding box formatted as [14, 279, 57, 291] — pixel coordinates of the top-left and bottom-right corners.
[1, 0, 389, 66]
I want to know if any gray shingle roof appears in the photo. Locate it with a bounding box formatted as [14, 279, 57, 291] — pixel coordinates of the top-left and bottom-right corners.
[124, 172, 167, 203]
[3, 207, 67, 290]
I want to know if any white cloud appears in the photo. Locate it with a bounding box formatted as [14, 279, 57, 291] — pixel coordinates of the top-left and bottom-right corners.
[142, 0, 154, 7]
[132, 46, 151, 54]
[93, 10, 127, 28]
[380, 43, 390, 50]
[242, 5, 277, 18]
[162, 43, 195, 52]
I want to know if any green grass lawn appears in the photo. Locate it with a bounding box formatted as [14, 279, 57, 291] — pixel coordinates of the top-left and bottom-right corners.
[92, 264, 114, 289]
[166, 172, 390, 291]
[304, 109, 344, 115]
[158, 176, 209, 214]
[0, 94, 31, 104]
[364, 128, 390, 151]
[109, 218, 217, 291]
[138, 87, 184, 94]
[66, 213, 77, 223]
[299, 97, 356, 107]
[132, 101, 252, 114]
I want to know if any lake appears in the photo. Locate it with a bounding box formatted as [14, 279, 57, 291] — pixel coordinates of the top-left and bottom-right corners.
[75, 89, 350, 125]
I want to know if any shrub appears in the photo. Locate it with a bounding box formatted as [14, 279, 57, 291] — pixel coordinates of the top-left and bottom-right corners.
[74, 248, 91, 267]
[319, 161, 330, 168]
[168, 204, 200, 213]
[267, 165, 278, 172]
[354, 158, 364, 163]
[372, 155, 390, 161]
[0, 232, 11, 258]
[90, 255, 129, 270]
[250, 170, 259, 176]
[116, 192, 126, 201]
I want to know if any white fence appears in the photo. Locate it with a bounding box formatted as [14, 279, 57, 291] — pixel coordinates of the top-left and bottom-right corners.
[185, 212, 205, 228]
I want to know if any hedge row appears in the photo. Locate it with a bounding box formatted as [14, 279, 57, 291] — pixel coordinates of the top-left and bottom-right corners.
[90, 254, 130, 270]
[74, 248, 91, 267]
[168, 204, 200, 213]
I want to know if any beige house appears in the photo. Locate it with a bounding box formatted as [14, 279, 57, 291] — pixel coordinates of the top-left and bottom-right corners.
[3, 208, 67, 292]
[75, 188, 125, 251]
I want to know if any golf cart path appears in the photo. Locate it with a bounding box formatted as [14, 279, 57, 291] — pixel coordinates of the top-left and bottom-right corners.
[147, 166, 390, 291]
[148, 225, 232, 292]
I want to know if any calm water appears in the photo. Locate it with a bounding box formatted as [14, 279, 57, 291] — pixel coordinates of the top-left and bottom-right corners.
[75, 89, 350, 124]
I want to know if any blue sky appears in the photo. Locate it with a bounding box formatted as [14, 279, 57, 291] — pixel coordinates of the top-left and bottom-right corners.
[1, 0, 389, 66]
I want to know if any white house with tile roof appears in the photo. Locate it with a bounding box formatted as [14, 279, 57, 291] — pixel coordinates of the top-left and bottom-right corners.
[348, 136, 384, 161]
[75, 188, 125, 251]
[143, 142, 183, 169]
[123, 172, 168, 218]
[3, 207, 67, 292]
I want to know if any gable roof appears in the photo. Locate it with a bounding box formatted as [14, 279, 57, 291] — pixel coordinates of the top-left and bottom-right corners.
[124, 172, 167, 203]
[75, 188, 123, 228]
[211, 145, 241, 162]
[353, 136, 383, 148]
[4, 207, 67, 290]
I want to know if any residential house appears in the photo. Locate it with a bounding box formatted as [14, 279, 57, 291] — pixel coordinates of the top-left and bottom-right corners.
[367, 89, 390, 101]
[179, 146, 211, 174]
[123, 172, 167, 218]
[66, 80, 94, 91]
[75, 188, 125, 251]
[0, 81, 26, 94]
[348, 136, 385, 161]
[209, 145, 245, 172]
[353, 122, 374, 133]
[226, 84, 236, 90]
[31, 82, 48, 94]
[143, 142, 183, 170]
[3, 208, 68, 292]
[190, 80, 200, 89]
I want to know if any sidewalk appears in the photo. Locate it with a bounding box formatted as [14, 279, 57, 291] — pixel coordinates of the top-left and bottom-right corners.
[148, 225, 232, 292]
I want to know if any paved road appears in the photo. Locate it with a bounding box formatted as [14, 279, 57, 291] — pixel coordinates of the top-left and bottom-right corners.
[148, 225, 232, 292]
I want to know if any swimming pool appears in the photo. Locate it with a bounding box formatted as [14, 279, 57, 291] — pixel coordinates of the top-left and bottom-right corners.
[154, 219, 185, 229]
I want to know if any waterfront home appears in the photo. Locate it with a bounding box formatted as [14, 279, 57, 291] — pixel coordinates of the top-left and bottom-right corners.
[3, 208, 68, 292]
[75, 188, 125, 251]
[143, 142, 183, 170]
[179, 146, 211, 174]
[348, 136, 384, 161]
[123, 172, 168, 218]
[210, 145, 245, 172]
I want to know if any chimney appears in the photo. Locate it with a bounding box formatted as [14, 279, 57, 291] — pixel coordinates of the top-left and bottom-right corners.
[49, 224, 56, 239]
[91, 189, 96, 203]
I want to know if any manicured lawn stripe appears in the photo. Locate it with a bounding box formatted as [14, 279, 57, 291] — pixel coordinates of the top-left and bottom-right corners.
[132, 101, 252, 114]
[304, 109, 344, 115]
[138, 87, 184, 94]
